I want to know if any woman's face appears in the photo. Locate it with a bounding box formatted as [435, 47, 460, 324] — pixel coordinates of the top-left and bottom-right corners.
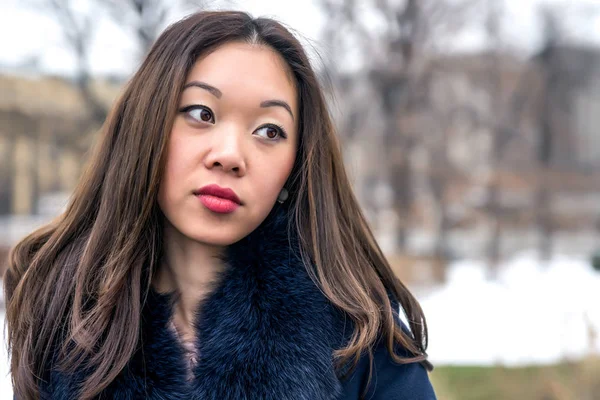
[158, 41, 299, 246]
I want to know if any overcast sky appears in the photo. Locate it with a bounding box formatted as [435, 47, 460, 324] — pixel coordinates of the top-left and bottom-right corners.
[1, 0, 599, 76]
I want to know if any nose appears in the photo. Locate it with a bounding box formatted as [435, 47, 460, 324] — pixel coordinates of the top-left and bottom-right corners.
[203, 125, 247, 176]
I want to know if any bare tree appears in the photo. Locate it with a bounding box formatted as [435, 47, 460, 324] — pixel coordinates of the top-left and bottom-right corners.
[533, 6, 561, 264]
[40, 0, 108, 124]
[102, 0, 191, 57]
[444, 0, 535, 276]
[35, 0, 226, 123]
[481, 0, 505, 276]
[320, 0, 477, 253]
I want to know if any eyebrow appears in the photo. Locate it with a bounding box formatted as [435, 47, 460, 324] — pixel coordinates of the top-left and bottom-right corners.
[182, 81, 222, 98]
[260, 100, 295, 121]
[182, 80, 294, 121]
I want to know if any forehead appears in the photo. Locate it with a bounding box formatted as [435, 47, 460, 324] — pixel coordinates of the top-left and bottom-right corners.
[185, 41, 297, 102]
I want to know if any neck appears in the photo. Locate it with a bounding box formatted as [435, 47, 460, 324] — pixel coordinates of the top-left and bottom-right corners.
[153, 220, 228, 341]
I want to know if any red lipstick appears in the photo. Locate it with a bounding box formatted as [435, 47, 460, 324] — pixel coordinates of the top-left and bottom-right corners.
[194, 184, 241, 214]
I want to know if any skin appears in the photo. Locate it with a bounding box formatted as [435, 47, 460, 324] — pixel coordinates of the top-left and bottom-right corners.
[154, 41, 299, 347]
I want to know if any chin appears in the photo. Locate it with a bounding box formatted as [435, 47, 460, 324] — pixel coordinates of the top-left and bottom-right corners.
[188, 233, 241, 247]
[184, 227, 248, 247]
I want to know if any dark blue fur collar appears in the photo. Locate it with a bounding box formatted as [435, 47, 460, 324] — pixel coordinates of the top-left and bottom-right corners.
[43, 203, 347, 399]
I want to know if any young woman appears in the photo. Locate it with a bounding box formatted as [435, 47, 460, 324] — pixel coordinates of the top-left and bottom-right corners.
[4, 10, 436, 400]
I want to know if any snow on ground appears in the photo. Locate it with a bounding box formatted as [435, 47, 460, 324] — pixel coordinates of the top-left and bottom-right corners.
[0, 251, 597, 397]
[421, 251, 600, 366]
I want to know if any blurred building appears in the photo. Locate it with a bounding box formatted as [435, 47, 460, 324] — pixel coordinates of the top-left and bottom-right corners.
[0, 74, 120, 217]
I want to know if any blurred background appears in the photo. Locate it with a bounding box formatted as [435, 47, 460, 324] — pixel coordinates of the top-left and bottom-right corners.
[0, 0, 599, 398]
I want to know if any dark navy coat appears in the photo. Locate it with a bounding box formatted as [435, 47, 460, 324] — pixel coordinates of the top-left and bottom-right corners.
[37, 203, 436, 399]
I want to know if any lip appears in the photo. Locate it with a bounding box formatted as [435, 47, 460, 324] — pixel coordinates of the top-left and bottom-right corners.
[194, 184, 242, 205]
[194, 184, 242, 214]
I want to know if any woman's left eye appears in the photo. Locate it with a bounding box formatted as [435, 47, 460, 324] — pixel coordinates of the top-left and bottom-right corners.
[254, 124, 287, 141]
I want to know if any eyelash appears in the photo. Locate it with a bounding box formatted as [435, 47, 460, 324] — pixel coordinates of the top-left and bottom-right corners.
[258, 123, 288, 140]
[179, 104, 215, 124]
[178, 105, 288, 140]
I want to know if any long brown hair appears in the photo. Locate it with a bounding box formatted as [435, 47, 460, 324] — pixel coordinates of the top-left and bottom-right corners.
[4, 11, 430, 399]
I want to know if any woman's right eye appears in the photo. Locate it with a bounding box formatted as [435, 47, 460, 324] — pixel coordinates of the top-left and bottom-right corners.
[179, 105, 215, 124]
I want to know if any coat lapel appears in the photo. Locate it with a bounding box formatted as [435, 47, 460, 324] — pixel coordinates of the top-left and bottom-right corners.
[47, 203, 345, 399]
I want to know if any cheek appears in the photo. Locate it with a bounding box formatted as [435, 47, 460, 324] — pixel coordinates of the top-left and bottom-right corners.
[256, 148, 296, 197]
[158, 135, 191, 207]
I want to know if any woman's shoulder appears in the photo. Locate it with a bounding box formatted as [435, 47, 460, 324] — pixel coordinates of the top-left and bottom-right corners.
[340, 335, 437, 400]
[336, 303, 437, 400]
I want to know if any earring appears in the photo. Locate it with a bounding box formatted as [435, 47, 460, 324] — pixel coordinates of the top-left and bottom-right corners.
[277, 188, 289, 204]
